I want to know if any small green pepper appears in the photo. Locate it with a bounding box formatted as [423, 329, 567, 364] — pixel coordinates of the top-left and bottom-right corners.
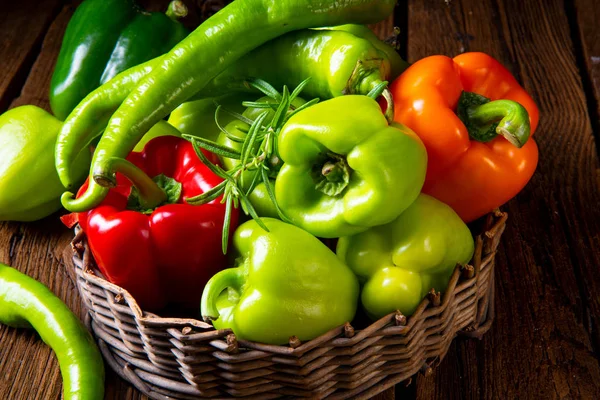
[201, 218, 359, 345]
[168, 93, 249, 143]
[50, 0, 189, 120]
[0, 263, 105, 400]
[337, 194, 475, 319]
[275, 95, 427, 238]
[0, 106, 90, 221]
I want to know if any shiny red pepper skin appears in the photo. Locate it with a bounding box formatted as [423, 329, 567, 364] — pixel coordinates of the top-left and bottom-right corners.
[75, 136, 237, 311]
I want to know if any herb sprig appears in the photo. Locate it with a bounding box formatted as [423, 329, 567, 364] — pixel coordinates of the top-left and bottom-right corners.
[182, 78, 318, 253]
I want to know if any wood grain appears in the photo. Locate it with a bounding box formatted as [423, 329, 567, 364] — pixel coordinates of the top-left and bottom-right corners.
[397, 0, 600, 399]
[571, 0, 600, 140]
[0, 0, 62, 111]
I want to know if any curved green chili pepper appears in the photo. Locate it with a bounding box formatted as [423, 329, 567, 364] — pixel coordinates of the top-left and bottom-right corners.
[56, 57, 159, 189]
[60, 0, 396, 212]
[0, 263, 105, 400]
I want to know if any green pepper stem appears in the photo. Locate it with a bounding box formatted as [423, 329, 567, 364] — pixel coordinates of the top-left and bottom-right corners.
[201, 268, 244, 322]
[312, 152, 351, 197]
[165, 1, 188, 21]
[61, 179, 110, 212]
[457, 91, 530, 148]
[98, 158, 167, 210]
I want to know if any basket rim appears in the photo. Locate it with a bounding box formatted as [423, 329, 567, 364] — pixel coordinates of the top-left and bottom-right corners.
[69, 210, 507, 353]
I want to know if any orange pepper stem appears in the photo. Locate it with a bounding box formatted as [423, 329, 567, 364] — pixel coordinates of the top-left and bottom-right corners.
[95, 157, 167, 210]
[457, 91, 531, 148]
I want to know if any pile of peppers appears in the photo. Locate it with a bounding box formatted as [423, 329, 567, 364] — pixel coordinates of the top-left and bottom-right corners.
[0, 4, 541, 390]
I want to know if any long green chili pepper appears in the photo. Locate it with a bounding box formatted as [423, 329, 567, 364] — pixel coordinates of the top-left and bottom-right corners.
[60, 0, 396, 212]
[55, 57, 160, 189]
[0, 263, 105, 400]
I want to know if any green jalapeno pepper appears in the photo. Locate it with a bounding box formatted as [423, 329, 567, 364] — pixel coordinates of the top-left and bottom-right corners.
[0, 263, 105, 400]
[59, 0, 397, 212]
[50, 0, 189, 120]
[275, 95, 428, 238]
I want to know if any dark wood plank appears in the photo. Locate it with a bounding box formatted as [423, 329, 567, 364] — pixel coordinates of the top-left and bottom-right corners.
[0, 0, 62, 112]
[571, 0, 600, 143]
[398, 0, 600, 399]
[9, 2, 74, 112]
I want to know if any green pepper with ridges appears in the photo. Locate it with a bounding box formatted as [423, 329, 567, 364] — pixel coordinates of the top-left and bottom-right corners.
[337, 194, 475, 319]
[275, 95, 427, 238]
[201, 218, 359, 345]
[50, 0, 189, 120]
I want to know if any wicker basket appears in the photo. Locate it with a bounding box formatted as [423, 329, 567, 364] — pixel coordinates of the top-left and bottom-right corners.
[66, 211, 507, 399]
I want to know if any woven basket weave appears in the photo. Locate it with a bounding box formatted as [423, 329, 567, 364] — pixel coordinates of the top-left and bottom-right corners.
[67, 211, 507, 399]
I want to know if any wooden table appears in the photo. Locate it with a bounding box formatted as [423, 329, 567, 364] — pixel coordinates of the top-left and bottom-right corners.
[1, 0, 599, 398]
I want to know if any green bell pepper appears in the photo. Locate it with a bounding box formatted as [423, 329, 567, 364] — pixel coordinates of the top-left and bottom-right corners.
[49, 0, 189, 120]
[168, 94, 249, 143]
[201, 218, 359, 345]
[337, 194, 475, 319]
[275, 95, 427, 238]
[0, 106, 90, 221]
[133, 120, 181, 152]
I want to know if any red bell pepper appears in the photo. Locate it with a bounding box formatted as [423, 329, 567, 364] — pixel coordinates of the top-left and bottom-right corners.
[73, 136, 238, 311]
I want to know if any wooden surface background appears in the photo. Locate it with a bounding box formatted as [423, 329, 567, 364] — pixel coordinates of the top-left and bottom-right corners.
[1, 0, 599, 399]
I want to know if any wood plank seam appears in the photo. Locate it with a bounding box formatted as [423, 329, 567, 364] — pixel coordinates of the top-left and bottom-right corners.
[564, 0, 600, 158]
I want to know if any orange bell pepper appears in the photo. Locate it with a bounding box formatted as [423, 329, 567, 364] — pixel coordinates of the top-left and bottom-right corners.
[390, 52, 539, 222]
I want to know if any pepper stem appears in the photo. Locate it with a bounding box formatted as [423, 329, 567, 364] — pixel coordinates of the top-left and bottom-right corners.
[312, 152, 351, 196]
[457, 91, 531, 148]
[165, 1, 188, 21]
[201, 268, 244, 322]
[96, 157, 167, 210]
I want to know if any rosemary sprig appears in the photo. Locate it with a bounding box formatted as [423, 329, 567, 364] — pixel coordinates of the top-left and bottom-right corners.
[183, 78, 317, 253]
